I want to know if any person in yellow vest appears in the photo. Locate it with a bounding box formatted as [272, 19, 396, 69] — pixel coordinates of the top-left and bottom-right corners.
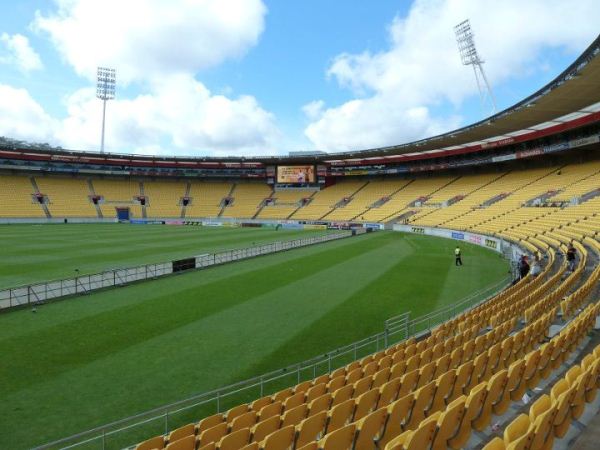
[455, 246, 462, 266]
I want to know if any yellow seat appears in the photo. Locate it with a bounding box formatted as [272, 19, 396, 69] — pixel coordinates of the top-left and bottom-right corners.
[251, 396, 273, 412]
[281, 404, 307, 428]
[136, 435, 165, 450]
[325, 399, 355, 433]
[520, 350, 541, 395]
[319, 423, 356, 450]
[431, 395, 466, 450]
[230, 411, 257, 432]
[238, 443, 258, 450]
[259, 401, 282, 421]
[377, 377, 401, 409]
[431, 369, 456, 413]
[218, 428, 250, 450]
[405, 381, 436, 430]
[295, 411, 327, 448]
[376, 393, 414, 449]
[417, 361, 436, 388]
[283, 392, 306, 411]
[354, 376, 374, 398]
[397, 369, 419, 398]
[168, 423, 195, 442]
[308, 393, 332, 416]
[529, 403, 556, 450]
[474, 370, 508, 431]
[453, 361, 474, 401]
[552, 383, 576, 438]
[331, 384, 354, 406]
[353, 407, 388, 450]
[326, 375, 346, 393]
[385, 413, 438, 450]
[226, 404, 249, 423]
[198, 414, 225, 435]
[165, 435, 196, 450]
[503, 414, 532, 450]
[470, 353, 488, 391]
[449, 383, 486, 448]
[353, 388, 380, 421]
[261, 425, 295, 450]
[373, 367, 392, 389]
[198, 423, 228, 447]
[482, 437, 505, 450]
[306, 383, 327, 403]
[251, 415, 280, 443]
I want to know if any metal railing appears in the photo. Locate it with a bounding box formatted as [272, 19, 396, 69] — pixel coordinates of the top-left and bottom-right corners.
[0, 232, 351, 311]
[33, 275, 511, 450]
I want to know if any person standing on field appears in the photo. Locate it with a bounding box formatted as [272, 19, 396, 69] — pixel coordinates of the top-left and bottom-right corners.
[455, 246, 463, 266]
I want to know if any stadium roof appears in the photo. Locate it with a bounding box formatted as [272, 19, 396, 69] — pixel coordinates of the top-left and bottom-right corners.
[1, 34, 599, 165]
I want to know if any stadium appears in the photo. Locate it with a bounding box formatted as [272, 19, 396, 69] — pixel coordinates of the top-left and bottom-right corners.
[2, 4, 600, 450]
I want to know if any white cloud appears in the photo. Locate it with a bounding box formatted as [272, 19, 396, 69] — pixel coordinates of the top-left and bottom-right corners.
[0, 76, 280, 155]
[302, 100, 325, 121]
[33, 0, 267, 84]
[305, 0, 600, 151]
[0, 33, 43, 72]
[0, 84, 56, 141]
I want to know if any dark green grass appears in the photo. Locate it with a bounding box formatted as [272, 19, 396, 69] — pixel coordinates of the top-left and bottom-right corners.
[0, 224, 329, 288]
[0, 231, 509, 449]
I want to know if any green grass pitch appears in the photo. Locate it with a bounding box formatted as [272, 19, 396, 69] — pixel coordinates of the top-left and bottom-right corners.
[0, 227, 509, 449]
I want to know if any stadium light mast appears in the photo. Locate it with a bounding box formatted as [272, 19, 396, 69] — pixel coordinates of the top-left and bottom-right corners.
[454, 19, 497, 115]
[96, 67, 116, 153]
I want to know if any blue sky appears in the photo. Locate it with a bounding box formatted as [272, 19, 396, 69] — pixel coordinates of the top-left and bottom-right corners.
[0, 0, 598, 156]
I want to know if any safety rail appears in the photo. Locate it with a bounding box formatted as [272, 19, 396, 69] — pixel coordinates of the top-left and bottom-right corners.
[0, 231, 352, 311]
[33, 275, 511, 450]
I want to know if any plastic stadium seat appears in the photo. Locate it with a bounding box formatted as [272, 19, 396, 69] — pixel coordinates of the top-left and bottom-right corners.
[230, 411, 257, 432]
[331, 384, 354, 406]
[346, 368, 363, 385]
[306, 383, 327, 403]
[281, 404, 307, 428]
[417, 361, 436, 388]
[448, 383, 486, 449]
[385, 413, 438, 450]
[283, 392, 305, 411]
[552, 382, 576, 438]
[434, 354, 451, 379]
[313, 374, 330, 386]
[503, 414, 533, 450]
[251, 415, 280, 443]
[529, 404, 557, 450]
[259, 401, 282, 421]
[251, 396, 273, 412]
[453, 361, 473, 401]
[353, 376, 373, 398]
[377, 377, 401, 409]
[405, 381, 436, 430]
[261, 425, 295, 450]
[326, 375, 346, 393]
[295, 411, 327, 448]
[165, 435, 196, 450]
[431, 395, 466, 450]
[295, 443, 317, 450]
[474, 369, 508, 430]
[353, 407, 388, 450]
[469, 353, 488, 391]
[198, 414, 225, 434]
[218, 428, 250, 450]
[431, 369, 456, 412]
[397, 370, 419, 399]
[198, 423, 228, 447]
[294, 381, 313, 394]
[372, 367, 391, 389]
[198, 442, 216, 450]
[325, 398, 355, 433]
[353, 388, 380, 421]
[482, 437, 505, 450]
[168, 423, 196, 442]
[136, 435, 165, 450]
[376, 393, 414, 448]
[308, 393, 332, 416]
[238, 443, 258, 450]
[226, 404, 249, 423]
[319, 423, 355, 450]
[272, 388, 294, 403]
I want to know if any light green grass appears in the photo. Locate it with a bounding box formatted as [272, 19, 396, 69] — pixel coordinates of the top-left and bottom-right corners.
[0, 230, 509, 449]
[0, 224, 329, 288]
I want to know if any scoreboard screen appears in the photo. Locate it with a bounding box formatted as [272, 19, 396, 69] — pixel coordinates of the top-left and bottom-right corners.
[277, 165, 315, 183]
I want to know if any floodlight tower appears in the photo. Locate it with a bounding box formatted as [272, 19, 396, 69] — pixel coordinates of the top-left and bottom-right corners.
[96, 67, 116, 153]
[454, 19, 497, 115]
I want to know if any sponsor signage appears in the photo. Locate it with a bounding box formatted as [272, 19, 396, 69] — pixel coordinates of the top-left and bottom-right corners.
[393, 224, 503, 254]
[569, 134, 600, 149]
[451, 232, 465, 240]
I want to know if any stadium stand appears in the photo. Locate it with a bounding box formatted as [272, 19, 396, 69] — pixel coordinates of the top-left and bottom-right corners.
[144, 180, 188, 218]
[186, 182, 234, 218]
[290, 180, 368, 220]
[221, 182, 273, 219]
[257, 189, 318, 220]
[93, 178, 144, 219]
[0, 174, 47, 217]
[35, 176, 97, 218]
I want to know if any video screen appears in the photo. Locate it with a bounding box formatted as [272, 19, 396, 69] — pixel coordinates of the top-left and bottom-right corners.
[277, 165, 315, 183]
